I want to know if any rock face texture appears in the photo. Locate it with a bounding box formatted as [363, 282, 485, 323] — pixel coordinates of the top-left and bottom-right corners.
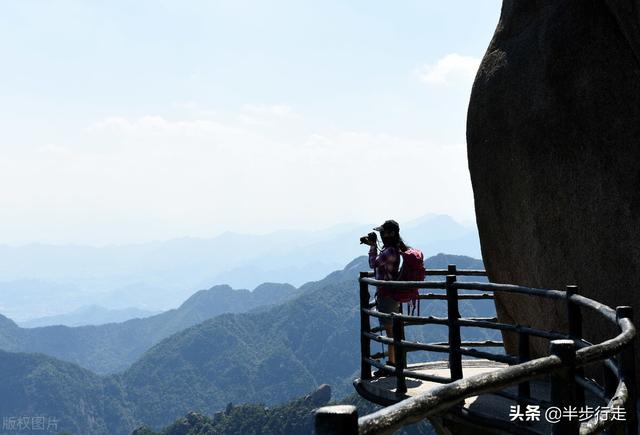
[304, 384, 331, 406]
[467, 0, 640, 387]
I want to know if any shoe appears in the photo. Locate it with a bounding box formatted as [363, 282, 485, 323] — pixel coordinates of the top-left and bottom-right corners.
[372, 368, 388, 378]
[372, 361, 395, 378]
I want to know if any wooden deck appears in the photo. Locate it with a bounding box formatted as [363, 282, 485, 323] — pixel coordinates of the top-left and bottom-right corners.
[355, 359, 614, 434]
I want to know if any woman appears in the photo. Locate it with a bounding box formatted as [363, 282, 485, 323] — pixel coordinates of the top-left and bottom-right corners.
[367, 219, 409, 374]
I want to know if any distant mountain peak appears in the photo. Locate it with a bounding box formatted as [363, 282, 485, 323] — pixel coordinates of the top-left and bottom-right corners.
[180, 285, 237, 308]
[0, 313, 17, 329]
[205, 284, 235, 292]
[344, 256, 368, 271]
[252, 282, 296, 293]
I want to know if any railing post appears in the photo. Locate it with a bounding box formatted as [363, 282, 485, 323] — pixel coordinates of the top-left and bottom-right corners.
[315, 405, 358, 435]
[517, 327, 531, 409]
[550, 339, 579, 435]
[566, 285, 583, 338]
[446, 273, 463, 381]
[603, 360, 618, 400]
[393, 314, 407, 395]
[566, 285, 585, 407]
[359, 272, 372, 380]
[616, 306, 638, 435]
[603, 361, 625, 435]
[447, 264, 457, 276]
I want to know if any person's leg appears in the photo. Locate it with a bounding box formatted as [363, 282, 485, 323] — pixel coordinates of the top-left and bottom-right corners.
[377, 296, 401, 366]
[384, 323, 396, 365]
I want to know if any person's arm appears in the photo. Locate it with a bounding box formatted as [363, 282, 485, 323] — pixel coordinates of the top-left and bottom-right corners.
[368, 245, 378, 269]
[370, 246, 397, 269]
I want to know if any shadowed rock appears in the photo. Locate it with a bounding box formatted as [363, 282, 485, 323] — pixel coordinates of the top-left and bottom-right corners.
[304, 384, 332, 406]
[467, 0, 640, 389]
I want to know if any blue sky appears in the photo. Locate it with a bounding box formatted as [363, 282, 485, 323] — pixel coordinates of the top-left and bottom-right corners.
[0, 1, 502, 245]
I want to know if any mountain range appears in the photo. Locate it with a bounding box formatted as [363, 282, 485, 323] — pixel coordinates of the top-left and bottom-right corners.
[0, 253, 491, 434]
[0, 214, 480, 321]
[0, 282, 299, 374]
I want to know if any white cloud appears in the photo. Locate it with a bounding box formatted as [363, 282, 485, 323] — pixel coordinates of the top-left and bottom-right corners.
[241, 104, 294, 117]
[238, 104, 298, 127]
[416, 53, 480, 85]
[172, 101, 199, 111]
[37, 143, 71, 155]
[0, 107, 475, 245]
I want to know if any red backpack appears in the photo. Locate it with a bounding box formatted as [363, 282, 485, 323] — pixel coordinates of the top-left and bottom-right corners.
[393, 248, 426, 315]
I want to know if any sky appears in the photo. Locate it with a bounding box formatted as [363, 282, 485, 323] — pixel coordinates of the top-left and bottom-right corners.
[0, 0, 502, 246]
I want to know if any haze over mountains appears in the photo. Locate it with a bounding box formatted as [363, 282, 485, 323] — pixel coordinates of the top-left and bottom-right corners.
[0, 215, 483, 433]
[0, 253, 491, 434]
[0, 282, 301, 374]
[19, 305, 160, 328]
[0, 214, 480, 322]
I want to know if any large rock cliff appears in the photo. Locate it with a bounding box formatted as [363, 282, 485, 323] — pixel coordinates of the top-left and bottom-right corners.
[467, 0, 640, 387]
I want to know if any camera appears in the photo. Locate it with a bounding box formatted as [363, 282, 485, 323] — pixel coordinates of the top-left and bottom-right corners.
[359, 232, 377, 245]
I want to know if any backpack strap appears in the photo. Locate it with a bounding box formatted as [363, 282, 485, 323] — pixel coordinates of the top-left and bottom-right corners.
[408, 295, 420, 316]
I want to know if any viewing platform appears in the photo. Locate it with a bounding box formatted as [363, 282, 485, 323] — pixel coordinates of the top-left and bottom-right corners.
[315, 266, 638, 435]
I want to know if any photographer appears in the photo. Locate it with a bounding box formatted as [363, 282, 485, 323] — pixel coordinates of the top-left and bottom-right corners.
[361, 219, 407, 374]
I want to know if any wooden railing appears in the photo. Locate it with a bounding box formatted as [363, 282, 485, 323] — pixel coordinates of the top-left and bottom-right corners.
[315, 266, 638, 435]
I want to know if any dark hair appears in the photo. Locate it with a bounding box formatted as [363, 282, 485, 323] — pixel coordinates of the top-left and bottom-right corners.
[383, 233, 410, 252]
[397, 236, 410, 252]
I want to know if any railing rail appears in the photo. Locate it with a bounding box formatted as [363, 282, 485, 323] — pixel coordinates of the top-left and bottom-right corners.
[316, 265, 638, 435]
